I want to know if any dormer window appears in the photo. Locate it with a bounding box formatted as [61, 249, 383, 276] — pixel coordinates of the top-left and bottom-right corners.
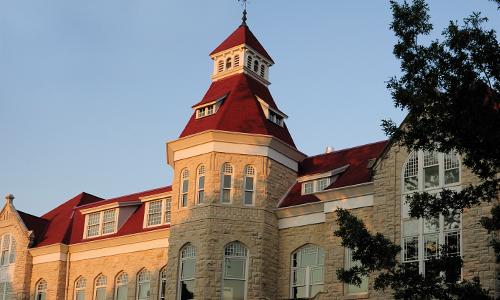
[269, 110, 284, 126]
[226, 57, 232, 69]
[195, 96, 226, 119]
[145, 197, 172, 227]
[85, 209, 117, 238]
[257, 97, 287, 128]
[302, 177, 332, 195]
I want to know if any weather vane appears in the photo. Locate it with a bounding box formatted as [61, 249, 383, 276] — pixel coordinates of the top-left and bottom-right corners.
[238, 0, 248, 25]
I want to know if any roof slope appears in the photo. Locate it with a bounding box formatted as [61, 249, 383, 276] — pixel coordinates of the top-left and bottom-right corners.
[210, 25, 274, 63]
[279, 141, 388, 208]
[18, 211, 49, 245]
[180, 73, 296, 147]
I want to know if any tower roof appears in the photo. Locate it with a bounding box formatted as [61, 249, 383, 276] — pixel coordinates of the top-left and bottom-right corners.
[210, 25, 274, 63]
[180, 73, 295, 147]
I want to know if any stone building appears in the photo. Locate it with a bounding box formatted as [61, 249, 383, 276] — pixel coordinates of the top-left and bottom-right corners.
[0, 16, 497, 300]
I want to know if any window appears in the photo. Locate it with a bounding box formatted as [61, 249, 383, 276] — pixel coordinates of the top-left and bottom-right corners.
[268, 110, 284, 127]
[302, 177, 332, 195]
[159, 267, 167, 300]
[115, 272, 128, 300]
[179, 244, 196, 300]
[145, 197, 172, 227]
[226, 57, 232, 69]
[94, 275, 107, 300]
[253, 60, 259, 72]
[36, 279, 47, 300]
[344, 248, 368, 295]
[402, 151, 461, 276]
[75, 277, 86, 300]
[221, 163, 233, 204]
[223, 242, 248, 300]
[137, 269, 151, 300]
[196, 104, 216, 118]
[85, 209, 117, 238]
[291, 244, 325, 299]
[0, 282, 10, 300]
[197, 165, 206, 204]
[260, 65, 265, 77]
[180, 169, 190, 208]
[243, 166, 256, 206]
[246, 55, 253, 68]
[218, 60, 224, 73]
[0, 234, 15, 266]
[234, 55, 240, 67]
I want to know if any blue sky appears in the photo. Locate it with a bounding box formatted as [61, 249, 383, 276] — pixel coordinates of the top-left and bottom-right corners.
[1, 1, 498, 216]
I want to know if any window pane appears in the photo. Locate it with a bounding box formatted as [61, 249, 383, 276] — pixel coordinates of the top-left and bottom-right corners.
[116, 286, 127, 300]
[445, 232, 461, 255]
[445, 169, 459, 185]
[404, 236, 419, 262]
[245, 177, 254, 190]
[147, 201, 162, 226]
[424, 218, 439, 233]
[95, 287, 106, 300]
[292, 269, 306, 286]
[424, 234, 438, 259]
[225, 258, 246, 279]
[182, 194, 188, 207]
[292, 286, 307, 298]
[198, 176, 205, 190]
[222, 190, 231, 203]
[75, 290, 85, 300]
[404, 176, 418, 191]
[181, 259, 195, 280]
[244, 191, 253, 205]
[182, 180, 189, 193]
[180, 280, 195, 300]
[222, 279, 245, 300]
[444, 213, 460, 230]
[198, 191, 205, 204]
[223, 175, 232, 189]
[310, 267, 324, 284]
[138, 282, 150, 300]
[304, 182, 313, 194]
[403, 219, 419, 236]
[424, 165, 439, 188]
[300, 251, 317, 268]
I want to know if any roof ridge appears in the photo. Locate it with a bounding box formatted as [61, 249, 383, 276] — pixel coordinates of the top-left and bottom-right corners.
[106, 185, 172, 201]
[306, 140, 389, 159]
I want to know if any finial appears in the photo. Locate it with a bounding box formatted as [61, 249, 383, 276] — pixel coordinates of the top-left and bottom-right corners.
[238, 0, 248, 25]
[5, 194, 14, 205]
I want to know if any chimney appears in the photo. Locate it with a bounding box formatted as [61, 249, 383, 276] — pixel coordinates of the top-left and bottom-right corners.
[5, 194, 14, 205]
[325, 146, 334, 154]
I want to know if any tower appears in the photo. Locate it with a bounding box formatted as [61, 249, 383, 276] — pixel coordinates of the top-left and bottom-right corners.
[164, 16, 306, 300]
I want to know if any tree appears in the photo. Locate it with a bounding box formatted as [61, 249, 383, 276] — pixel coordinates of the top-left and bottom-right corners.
[335, 0, 499, 298]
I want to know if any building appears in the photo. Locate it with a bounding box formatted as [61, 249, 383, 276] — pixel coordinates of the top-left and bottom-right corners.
[0, 14, 497, 300]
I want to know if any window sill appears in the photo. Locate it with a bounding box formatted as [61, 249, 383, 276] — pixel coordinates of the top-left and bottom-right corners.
[343, 293, 369, 300]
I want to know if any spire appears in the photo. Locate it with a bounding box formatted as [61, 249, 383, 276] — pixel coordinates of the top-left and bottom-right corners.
[239, 0, 248, 25]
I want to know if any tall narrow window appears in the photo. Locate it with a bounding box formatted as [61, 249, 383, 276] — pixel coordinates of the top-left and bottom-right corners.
[260, 65, 265, 77]
[180, 169, 190, 208]
[423, 151, 439, 189]
[86, 212, 101, 238]
[147, 200, 163, 226]
[444, 153, 460, 185]
[253, 60, 259, 72]
[137, 269, 151, 300]
[291, 244, 325, 299]
[165, 197, 172, 224]
[159, 267, 167, 300]
[179, 244, 196, 300]
[115, 272, 128, 300]
[102, 209, 116, 235]
[36, 279, 47, 300]
[0, 235, 11, 266]
[222, 242, 248, 300]
[344, 248, 368, 295]
[234, 55, 240, 67]
[94, 275, 107, 300]
[226, 57, 232, 69]
[75, 277, 86, 300]
[404, 151, 419, 192]
[218, 60, 224, 73]
[9, 238, 15, 264]
[197, 165, 206, 204]
[246, 55, 253, 68]
[221, 163, 233, 204]
[244, 166, 256, 206]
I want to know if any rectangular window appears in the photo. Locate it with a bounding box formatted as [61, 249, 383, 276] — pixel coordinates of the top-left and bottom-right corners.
[222, 175, 232, 203]
[444, 153, 460, 185]
[147, 200, 163, 226]
[86, 212, 101, 238]
[303, 182, 313, 195]
[316, 177, 331, 191]
[268, 110, 284, 126]
[345, 248, 368, 295]
[102, 209, 116, 235]
[181, 179, 189, 207]
[423, 151, 439, 189]
[244, 176, 255, 205]
[165, 197, 172, 224]
[196, 105, 216, 119]
[198, 176, 205, 204]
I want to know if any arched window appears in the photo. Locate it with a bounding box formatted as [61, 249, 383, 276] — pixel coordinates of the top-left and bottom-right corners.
[179, 244, 196, 300]
[196, 165, 206, 204]
[35, 279, 47, 300]
[159, 267, 167, 300]
[136, 269, 151, 300]
[290, 244, 325, 299]
[74, 277, 86, 300]
[0, 234, 15, 266]
[180, 169, 190, 208]
[115, 272, 128, 300]
[253, 60, 259, 72]
[222, 242, 248, 300]
[243, 166, 256, 206]
[401, 150, 461, 276]
[234, 55, 240, 67]
[246, 55, 253, 68]
[218, 60, 224, 73]
[221, 163, 234, 204]
[226, 57, 232, 70]
[94, 274, 107, 300]
[260, 65, 265, 77]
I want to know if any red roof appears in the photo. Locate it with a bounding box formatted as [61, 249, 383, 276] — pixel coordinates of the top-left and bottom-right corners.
[28, 187, 171, 247]
[279, 141, 388, 208]
[180, 73, 296, 148]
[210, 25, 274, 63]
